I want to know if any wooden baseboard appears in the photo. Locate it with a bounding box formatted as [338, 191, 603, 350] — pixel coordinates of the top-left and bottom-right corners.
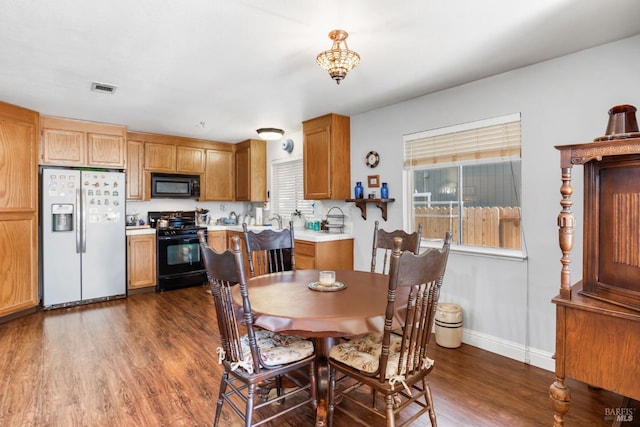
[0, 306, 39, 325]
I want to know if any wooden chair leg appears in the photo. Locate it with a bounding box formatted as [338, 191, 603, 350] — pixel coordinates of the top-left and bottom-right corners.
[328, 366, 335, 427]
[385, 394, 396, 427]
[276, 375, 284, 405]
[309, 362, 318, 411]
[423, 379, 437, 427]
[246, 383, 256, 427]
[214, 373, 228, 426]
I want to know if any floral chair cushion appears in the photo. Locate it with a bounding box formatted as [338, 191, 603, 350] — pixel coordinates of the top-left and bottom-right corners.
[329, 332, 433, 380]
[238, 330, 314, 369]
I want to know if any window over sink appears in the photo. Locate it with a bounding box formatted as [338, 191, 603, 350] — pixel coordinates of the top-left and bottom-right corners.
[271, 158, 314, 222]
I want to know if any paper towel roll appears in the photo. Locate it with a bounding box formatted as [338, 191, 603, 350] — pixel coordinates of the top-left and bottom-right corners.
[255, 207, 263, 225]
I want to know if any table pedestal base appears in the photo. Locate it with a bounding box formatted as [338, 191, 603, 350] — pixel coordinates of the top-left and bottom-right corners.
[313, 337, 335, 427]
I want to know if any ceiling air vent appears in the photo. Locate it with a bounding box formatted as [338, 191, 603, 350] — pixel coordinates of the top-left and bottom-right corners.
[90, 81, 117, 94]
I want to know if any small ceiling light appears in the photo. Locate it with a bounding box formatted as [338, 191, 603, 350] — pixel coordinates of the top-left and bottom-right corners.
[316, 29, 360, 85]
[256, 128, 284, 140]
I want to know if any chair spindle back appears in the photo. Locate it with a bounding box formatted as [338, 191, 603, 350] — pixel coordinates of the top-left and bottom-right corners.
[378, 231, 451, 382]
[371, 220, 423, 274]
[243, 221, 296, 277]
[198, 231, 262, 373]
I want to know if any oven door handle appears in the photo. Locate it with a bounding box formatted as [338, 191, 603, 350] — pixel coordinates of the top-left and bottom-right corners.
[157, 236, 204, 244]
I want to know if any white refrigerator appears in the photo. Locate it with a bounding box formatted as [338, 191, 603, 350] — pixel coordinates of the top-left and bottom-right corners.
[41, 168, 126, 308]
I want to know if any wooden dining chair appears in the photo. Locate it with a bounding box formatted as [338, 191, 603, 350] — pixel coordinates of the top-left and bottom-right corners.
[243, 221, 296, 278]
[328, 231, 452, 427]
[371, 220, 423, 274]
[197, 231, 317, 426]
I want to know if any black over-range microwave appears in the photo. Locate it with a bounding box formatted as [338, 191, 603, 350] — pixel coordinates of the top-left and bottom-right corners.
[151, 173, 200, 199]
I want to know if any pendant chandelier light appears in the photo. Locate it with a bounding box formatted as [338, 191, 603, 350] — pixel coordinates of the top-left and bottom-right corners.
[316, 29, 360, 85]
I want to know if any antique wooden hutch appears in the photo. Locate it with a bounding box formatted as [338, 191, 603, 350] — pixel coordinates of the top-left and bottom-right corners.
[551, 135, 640, 425]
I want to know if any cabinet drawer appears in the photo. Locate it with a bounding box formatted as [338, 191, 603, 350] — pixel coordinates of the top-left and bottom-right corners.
[295, 241, 316, 257]
[296, 255, 315, 270]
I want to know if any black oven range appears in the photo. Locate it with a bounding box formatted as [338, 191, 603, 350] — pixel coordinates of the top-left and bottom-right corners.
[148, 211, 208, 291]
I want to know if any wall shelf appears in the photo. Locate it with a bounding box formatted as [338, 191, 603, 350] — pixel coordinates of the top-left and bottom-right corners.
[345, 198, 395, 221]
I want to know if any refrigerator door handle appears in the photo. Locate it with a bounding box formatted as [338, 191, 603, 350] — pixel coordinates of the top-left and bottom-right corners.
[81, 187, 87, 253]
[76, 188, 82, 253]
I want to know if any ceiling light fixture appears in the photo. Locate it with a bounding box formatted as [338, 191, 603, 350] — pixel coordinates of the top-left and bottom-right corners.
[256, 128, 284, 140]
[316, 29, 360, 85]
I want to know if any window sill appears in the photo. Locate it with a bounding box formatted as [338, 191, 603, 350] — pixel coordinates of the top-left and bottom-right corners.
[421, 240, 527, 261]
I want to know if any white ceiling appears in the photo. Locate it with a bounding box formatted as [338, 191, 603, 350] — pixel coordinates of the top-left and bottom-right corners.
[1, 0, 639, 143]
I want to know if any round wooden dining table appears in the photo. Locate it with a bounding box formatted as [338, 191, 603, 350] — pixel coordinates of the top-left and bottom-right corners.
[232, 269, 407, 427]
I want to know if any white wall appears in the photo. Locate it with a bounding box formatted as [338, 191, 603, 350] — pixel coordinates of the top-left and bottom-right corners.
[267, 132, 356, 230]
[348, 35, 640, 370]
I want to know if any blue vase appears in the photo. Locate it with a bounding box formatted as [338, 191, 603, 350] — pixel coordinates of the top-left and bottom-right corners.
[355, 182, 364, 199]
[381, 182, 389, 199]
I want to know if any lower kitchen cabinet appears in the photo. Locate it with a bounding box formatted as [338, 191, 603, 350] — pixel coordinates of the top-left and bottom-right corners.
[127, 234, 156, 291]
[205, 230, 354, 274]
[207, 230, 227, 252]
[295, 239, 354, 270]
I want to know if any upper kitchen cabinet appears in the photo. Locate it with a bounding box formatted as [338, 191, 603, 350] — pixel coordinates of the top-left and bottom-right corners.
[302, 113, 351, 200]
[0, 101, 39, 318]
[40, 116, 126, 168]
[235, 139, 266, 201]
[126, 139, 144, 200]
[128, 130, 233, 201]
[134, 131, 206, 174]
[144, 141, 176, 172]
[176, 146, 205, 174]
[203, 147, 234, 201]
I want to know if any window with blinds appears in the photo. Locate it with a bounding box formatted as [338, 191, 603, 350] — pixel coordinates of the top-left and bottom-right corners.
[271, 159, 314, 220]
[403, 113, 523, 252]
[404, 113, 521, 167]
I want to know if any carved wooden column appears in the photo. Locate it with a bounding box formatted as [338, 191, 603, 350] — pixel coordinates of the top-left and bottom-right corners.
[550, 150, 575, 426]
[557, 151, 575, 299]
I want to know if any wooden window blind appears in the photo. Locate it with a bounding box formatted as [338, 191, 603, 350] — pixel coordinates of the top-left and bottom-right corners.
[404, 113, 521, 168]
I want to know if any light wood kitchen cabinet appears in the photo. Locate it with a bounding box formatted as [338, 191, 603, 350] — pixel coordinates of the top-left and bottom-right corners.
[0, 101, 39, 318]
[302, 113, 351, 200]
[129, 130, 234, 201]
[177, 146, 205, 174]
[40, 115, 126, 168]
[126, 139, 144, 200]
[203, 148, 234, 201]
[295, 238, 354, 270]
[207, 230, 227, 253]
[127, 234, 156, 290]
[235, 139, 266, 201]
[144, 141, 176, 172]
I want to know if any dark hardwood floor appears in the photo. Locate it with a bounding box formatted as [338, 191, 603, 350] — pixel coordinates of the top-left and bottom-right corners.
[0, 285, 636, 426]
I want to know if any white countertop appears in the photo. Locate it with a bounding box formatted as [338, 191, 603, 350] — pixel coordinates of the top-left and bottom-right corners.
[207, 225, 353, 242]
[126, 225, 353, 242]
[125, 226, 156, 236]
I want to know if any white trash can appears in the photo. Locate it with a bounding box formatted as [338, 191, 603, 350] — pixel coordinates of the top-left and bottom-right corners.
[435, 303, 463, 348]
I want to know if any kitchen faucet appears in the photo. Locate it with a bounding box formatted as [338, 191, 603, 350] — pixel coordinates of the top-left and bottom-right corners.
[269, 213, 282, 230]
[228, 211, 238, 224]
